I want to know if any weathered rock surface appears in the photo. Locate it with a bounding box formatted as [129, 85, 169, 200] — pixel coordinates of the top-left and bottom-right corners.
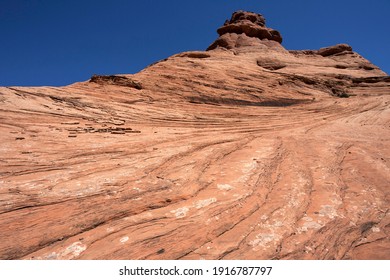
[317, 44, 353, 57]
[0, 11, 389, 260]
[90, 74, 142, 89]
[207, 10, 283, 50]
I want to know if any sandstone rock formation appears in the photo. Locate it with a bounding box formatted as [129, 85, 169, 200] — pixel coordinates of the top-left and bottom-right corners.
[90, 75, 142, 89]
[317, 44, 353, 57]
[0, 11, 389, 260]
[207, 10, 283, 50]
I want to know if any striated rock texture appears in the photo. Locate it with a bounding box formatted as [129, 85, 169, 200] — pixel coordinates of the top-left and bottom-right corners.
[89, 75, 142, 90]
[0, 11, 389, 260]
[207, 10, 283, 50]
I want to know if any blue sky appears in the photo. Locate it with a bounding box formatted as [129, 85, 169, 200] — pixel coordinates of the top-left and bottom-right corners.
[0, 0, 389, 86]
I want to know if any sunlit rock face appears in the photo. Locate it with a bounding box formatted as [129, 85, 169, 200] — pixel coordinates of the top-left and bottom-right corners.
[0, 10, 389, 260]
[207, 10, 282, 50]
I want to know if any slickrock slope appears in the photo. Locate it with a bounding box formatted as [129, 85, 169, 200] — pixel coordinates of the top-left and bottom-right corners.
[0, 11, 389, 260]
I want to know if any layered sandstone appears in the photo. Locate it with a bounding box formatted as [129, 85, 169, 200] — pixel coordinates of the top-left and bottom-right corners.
[0, 11, 389, 260]
[207, 10, 283, 50]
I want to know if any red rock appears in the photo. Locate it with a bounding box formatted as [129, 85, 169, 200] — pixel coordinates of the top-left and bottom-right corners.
[317, 44, 353, 57]
[0, 11, 389, 260]
[90, 74, 142, 89]
[207, 11, 282, 50]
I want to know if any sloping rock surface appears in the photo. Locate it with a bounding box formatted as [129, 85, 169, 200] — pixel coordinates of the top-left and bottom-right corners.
[0, 11, 389, 260]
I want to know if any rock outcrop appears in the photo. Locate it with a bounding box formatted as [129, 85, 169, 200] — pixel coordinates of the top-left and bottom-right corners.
[0, 11, 389, 260]
[207, 10, 283, 50]
[317, 44, 353, 57]
[90, 74, 142, 89]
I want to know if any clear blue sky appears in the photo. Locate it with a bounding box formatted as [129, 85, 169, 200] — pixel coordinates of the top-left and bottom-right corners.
[1, 0, 389, 86]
